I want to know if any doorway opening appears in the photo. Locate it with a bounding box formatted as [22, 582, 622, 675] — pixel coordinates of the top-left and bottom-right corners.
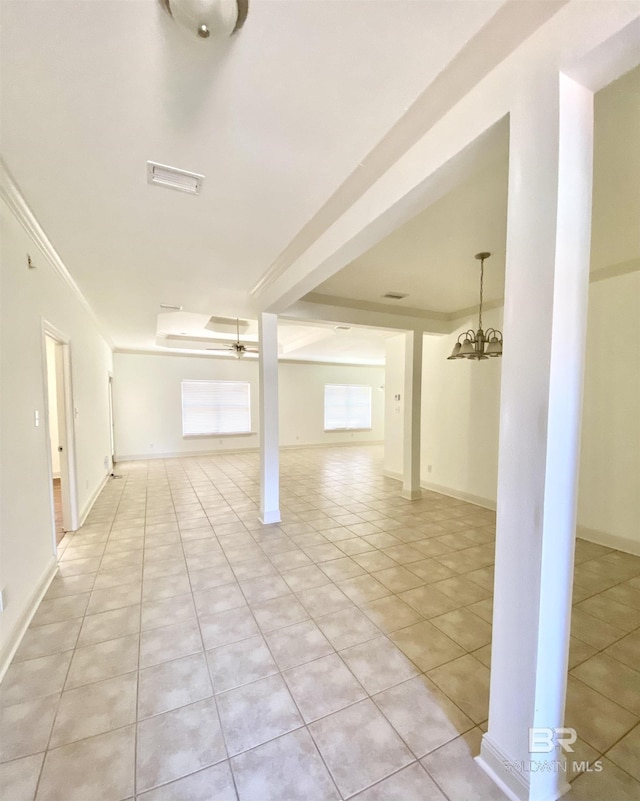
[43, 325, 78, 549]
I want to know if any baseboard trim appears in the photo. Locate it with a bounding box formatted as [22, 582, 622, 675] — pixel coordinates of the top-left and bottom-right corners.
[383, 469, 403, 481]
[477, 733, 571, 801]
[421, 481, 496, 510]
[0, 558, 58, 683]
[577, 525, 640, 556]
[78, 473, 110, 528]
[116, 441, 384, 461]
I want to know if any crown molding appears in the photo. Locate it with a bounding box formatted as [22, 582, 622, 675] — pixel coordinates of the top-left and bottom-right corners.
[0, 158, 114, 349]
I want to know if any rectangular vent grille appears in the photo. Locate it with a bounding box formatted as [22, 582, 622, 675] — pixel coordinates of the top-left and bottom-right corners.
[147, 161, 204, 195]
[382, 292, 408, 300]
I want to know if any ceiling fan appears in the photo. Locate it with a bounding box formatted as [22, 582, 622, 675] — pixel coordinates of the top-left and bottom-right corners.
[206, 318, 258, 359]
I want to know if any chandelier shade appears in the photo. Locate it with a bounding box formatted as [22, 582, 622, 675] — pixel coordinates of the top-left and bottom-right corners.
[447, 252, 503, 361]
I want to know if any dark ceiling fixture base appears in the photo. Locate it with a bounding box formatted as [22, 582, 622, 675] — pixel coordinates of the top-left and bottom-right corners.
[160, 0, 248, 39]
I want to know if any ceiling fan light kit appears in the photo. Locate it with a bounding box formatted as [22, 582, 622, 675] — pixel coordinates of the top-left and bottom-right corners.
[206, 318, 259, 358]
[159, 0, 248, 40]
[447, 252, 503, 361]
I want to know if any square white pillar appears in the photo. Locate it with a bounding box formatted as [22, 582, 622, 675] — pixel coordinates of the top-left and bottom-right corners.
[258, 312, 281, 525]
[477, 73, 593, 801]
[401, 329, 423, 500]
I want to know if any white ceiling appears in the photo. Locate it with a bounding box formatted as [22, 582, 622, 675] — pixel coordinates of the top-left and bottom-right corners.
[312, 64, 640, 317]
[0, 0, 504, 352]
[2, 3, 637, 364]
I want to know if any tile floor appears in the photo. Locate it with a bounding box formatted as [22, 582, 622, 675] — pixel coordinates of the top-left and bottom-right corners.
[1, 445, 639, 801]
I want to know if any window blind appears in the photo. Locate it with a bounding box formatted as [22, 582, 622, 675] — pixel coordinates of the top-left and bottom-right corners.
[324, 384, 372, 431]
[182, 380, 251, 436]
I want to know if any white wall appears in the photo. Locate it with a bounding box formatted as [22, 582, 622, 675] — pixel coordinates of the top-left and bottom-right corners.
[420, 307, 503, 507]
[578, 271, 640, 550]
[383, 334, 405, 477]
[0, 196, 113, 671]
[45, 335, 60, 476]
[113, 352, 384, 459]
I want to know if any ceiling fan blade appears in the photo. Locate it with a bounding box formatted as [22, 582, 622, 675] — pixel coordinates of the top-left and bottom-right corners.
[243, 347, 259, 353]
[206, 346, 233, 352]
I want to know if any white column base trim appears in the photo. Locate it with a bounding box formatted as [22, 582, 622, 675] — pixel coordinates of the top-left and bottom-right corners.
[400, 488, 422, 500]
[477, 734, 571, 801]
[259, 509, 282, 525]
[0, 558, 58, 682]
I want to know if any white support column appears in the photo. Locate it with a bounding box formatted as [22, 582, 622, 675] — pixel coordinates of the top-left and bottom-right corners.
[477, 73, 593, 801]
[401, 329, 423, 500]
[258, 312, 281, 525]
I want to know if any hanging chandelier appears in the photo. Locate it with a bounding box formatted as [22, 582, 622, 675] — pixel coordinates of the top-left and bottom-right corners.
[447, 252, 503, 361]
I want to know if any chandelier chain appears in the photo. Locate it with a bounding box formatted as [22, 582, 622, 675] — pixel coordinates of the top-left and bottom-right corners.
[479, 255, 484, 331]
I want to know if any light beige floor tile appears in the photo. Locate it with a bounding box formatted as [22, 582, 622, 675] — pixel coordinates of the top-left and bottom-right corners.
[36, 725, 135, 801]
[29, 593, 90, 628]
[421, 728, 508, 801]
[136, 697, 226, 792]
[265, 619, 335, 670]
[576, 595, 640, 633]
[432, 576, 492, 605]
[77, 604, 140, 647]
[565, 676, 639, 753]
[565, 757, 640, 801]
[142, 559, 187, 581]
[207, 635, 278, 693]
[352, 551, 398, 573]
[602, 583, 640, 611]
[193, 583, 247, 616]
[283, 653, 366, 722]
[427, 654, 490, 724]
[139, 619, 202, 668]
[86, 582, 142, 615]
[231, 727, 339, 801]
[199, 606, 260, 650]
[340, 635, 418, 694]
[351, 761, 447, 801]
[308, 698, 413, 797]
[567, 630, 606, 675]
[45, 573, 97, 599]
[390, 620, 465, 672]
[281, 564, 331, 592]
[606, 722, 640, 782]
[398, 585, 461, 618]
[605, 628, 640, 670]
[238, 575, 292, 604]
[13, 618, 82, 663]
[572, 652, 640, 715]
[297, 584, 354, 617]
[372, 566, 425, 593]
[472, 643, 492, 668]
[250, 594, 309, 632]
[316, 607, 381, 651]
[217, 674, 302, 756]
[336, 574, 391, 604]
[0, 694, 58, 762]
[430, 608, 492, 651]
[0, 752, 44, 801]
[269, 549, 313, 571]
[137, 762, 237, 801]
[188, 564, 236, 592]
[0, 650, 72, 707]
[373, 674, 474, 757]
[66, 633, 139, 688]
[138, 653, 212, 718]
[50, 672, 137, 747]
[407, 558, 457, 583]
[142, 573, 192, 602]
[360, 594, 424, 633]
[569, 607, 626, 650]
[336, 538, 377, 556]
[319, 557, 367, 582]
[141, 593, 195, 631]
[93, 565, 143, 591]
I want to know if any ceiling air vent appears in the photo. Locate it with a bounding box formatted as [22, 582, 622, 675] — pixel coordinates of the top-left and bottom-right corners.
[382, 292, 408, 300]
[147, 161, 204, 195]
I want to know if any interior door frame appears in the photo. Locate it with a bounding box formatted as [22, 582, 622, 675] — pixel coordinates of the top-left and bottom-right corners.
[42, 320, 79, 550]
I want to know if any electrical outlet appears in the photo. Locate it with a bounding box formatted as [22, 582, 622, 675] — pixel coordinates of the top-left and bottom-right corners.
[103, 456, 109, 470]
[427, 465, 433, 473]
[0, 587, 6, 612]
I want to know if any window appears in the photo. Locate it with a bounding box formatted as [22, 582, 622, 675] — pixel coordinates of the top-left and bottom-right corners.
[182, 380, 251, 436]
[324, 384, 372, 431]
